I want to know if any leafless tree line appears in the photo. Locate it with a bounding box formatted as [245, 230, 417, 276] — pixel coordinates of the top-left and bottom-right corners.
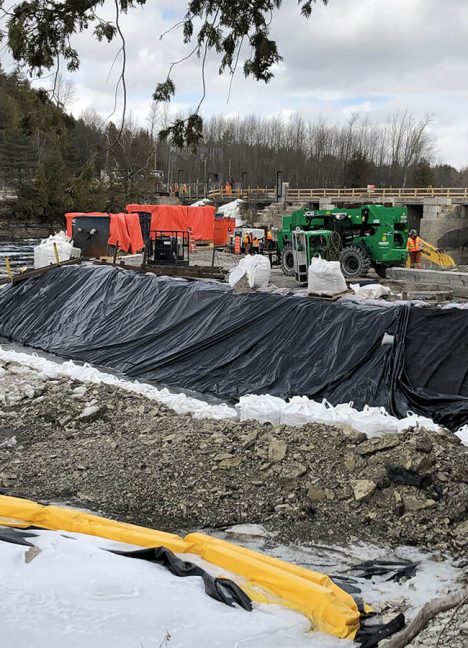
[171, 110, 435, 188]
[80, 103, 465, 190]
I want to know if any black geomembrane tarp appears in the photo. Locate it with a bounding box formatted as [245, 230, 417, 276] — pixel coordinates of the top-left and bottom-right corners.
[0, 264, 466, 429]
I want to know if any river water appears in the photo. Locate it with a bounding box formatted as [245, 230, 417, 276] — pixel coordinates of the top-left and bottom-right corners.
[0, 240, 36, 275]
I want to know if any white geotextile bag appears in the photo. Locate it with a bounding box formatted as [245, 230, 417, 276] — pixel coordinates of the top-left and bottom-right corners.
[308, 256, 347, 297]
[237, 394, 286, 424]
[455, 425, 468, 446]
[340, 404, 399, 436]
[34, 231, 81, 269]
[280, 396, 340, 426]
[229, 255, 271, 289]
[351, 283, 391, 299]
[397, 411, 441, 433]
[228, 265, 246, 287]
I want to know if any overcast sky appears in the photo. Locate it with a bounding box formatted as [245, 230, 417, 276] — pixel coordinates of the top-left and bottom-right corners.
[26, 0, 468, 168]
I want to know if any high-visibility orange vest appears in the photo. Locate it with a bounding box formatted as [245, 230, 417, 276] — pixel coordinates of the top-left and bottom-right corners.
[243, 234, 249, 244]
[252, 237, 260, 248]
[407, 236, 422, 253]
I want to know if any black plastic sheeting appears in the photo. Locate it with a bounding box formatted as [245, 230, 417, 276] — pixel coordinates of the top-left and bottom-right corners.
[0, 527, 252, 611]
[112, 546, 252, 611]
[0, 264, 467, 429]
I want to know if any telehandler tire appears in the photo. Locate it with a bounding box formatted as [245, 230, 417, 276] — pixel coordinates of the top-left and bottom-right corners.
[340, 245, 371, 278]
[280, 243, 295, 277]
[373, 263, 387, 278]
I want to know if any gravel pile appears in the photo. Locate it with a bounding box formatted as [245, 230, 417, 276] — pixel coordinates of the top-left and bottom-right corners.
[0, 360, 467, 554]
[405, 603, 468, 648]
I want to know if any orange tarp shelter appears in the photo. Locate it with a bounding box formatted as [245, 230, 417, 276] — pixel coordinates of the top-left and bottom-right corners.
[65, 212, 144, 254]
[214, 217, 236, 245]
[126, 204, 215, 242]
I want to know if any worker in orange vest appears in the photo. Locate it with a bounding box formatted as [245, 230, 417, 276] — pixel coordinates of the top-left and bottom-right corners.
[252, 236, 260, 254]
[265, 228, 273, 250]
[243, 231, 252, 255]
[407, 229, 423, 268]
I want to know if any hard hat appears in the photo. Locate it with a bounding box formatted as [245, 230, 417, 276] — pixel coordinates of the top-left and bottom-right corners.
[410, 229, 417, 236]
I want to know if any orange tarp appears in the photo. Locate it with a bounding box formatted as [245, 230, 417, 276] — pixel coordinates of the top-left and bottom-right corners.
[108, 213, 131, 253]
[214, 218, 236, 245]
[188, 206, 216, 241]
[126, 204, 158, 215]
[125, 212, 145, 254]
[64, 212, 144, 254]
[151, 205, 189, 236]
[125, 204, 215, 241]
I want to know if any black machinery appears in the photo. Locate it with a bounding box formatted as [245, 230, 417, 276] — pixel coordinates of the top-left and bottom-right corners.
[144, 230, 190, 266]
[71, 215, 111, 258]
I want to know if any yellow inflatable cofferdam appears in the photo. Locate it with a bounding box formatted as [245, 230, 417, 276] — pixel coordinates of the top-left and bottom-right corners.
[0, 495, 360, 639]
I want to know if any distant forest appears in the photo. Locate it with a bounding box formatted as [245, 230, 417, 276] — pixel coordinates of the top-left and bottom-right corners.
[1, 70, 467, 220]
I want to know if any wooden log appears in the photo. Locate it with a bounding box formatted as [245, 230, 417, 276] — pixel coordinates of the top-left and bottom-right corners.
[385, 588, 468, 648]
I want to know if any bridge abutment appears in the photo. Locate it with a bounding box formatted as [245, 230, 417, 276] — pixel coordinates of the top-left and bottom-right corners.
[419, 199, 468, 264]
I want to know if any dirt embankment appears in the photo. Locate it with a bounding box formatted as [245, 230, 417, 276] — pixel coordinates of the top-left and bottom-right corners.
[0, 361, 467, 553]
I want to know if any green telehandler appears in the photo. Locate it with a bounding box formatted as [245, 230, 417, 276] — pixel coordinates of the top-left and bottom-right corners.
[276, 204, 409, 282]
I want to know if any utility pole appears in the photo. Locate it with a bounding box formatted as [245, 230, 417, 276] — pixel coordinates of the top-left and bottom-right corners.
[276, 170, 283, 202]
[242, 171, 247, 196]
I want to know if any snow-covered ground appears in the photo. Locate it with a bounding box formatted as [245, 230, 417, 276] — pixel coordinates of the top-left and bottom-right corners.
[219, 524, 462, 622]
[0, 525, 464, 648]
[0, 528, 346, 648]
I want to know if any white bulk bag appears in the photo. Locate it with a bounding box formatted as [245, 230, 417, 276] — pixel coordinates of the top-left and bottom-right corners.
[307, 256, 347, 297]
[248, 255, 271, 288]
[229, 255, 271, 289]
[228, 265, 246, 288]
[34, 231, 81, 269]
[351, 283, 391, 299]
[237, 394, 286, 425]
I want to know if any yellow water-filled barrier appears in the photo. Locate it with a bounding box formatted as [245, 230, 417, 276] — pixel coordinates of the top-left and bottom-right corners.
[185, 532, 360, 638]
[0, 495, 360, 639]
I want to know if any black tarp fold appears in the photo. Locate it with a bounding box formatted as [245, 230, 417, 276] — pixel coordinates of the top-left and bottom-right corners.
[0, 265, 466, 428]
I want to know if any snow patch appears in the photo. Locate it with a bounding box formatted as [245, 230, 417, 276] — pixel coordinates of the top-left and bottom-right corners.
[0, 529, 344, 648]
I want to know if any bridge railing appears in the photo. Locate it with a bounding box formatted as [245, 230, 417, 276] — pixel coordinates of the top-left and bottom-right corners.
[163, 183, 276, 201]
[286, 187, 468, 200]
[183, 185, 468, 202]
[207, 186, 276, 200]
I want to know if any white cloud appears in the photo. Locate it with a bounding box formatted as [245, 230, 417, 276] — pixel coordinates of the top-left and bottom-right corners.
[9, 0, 468, 167]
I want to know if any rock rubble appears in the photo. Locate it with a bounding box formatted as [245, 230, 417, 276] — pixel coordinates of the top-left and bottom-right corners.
[0, 359, 467, 554]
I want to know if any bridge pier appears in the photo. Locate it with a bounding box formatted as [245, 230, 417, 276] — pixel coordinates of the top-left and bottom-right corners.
[419, 199, 468, 265]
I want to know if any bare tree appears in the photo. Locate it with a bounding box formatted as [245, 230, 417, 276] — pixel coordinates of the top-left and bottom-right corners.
[80, 108, 103, 130]
[50, 73, 76, 109]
